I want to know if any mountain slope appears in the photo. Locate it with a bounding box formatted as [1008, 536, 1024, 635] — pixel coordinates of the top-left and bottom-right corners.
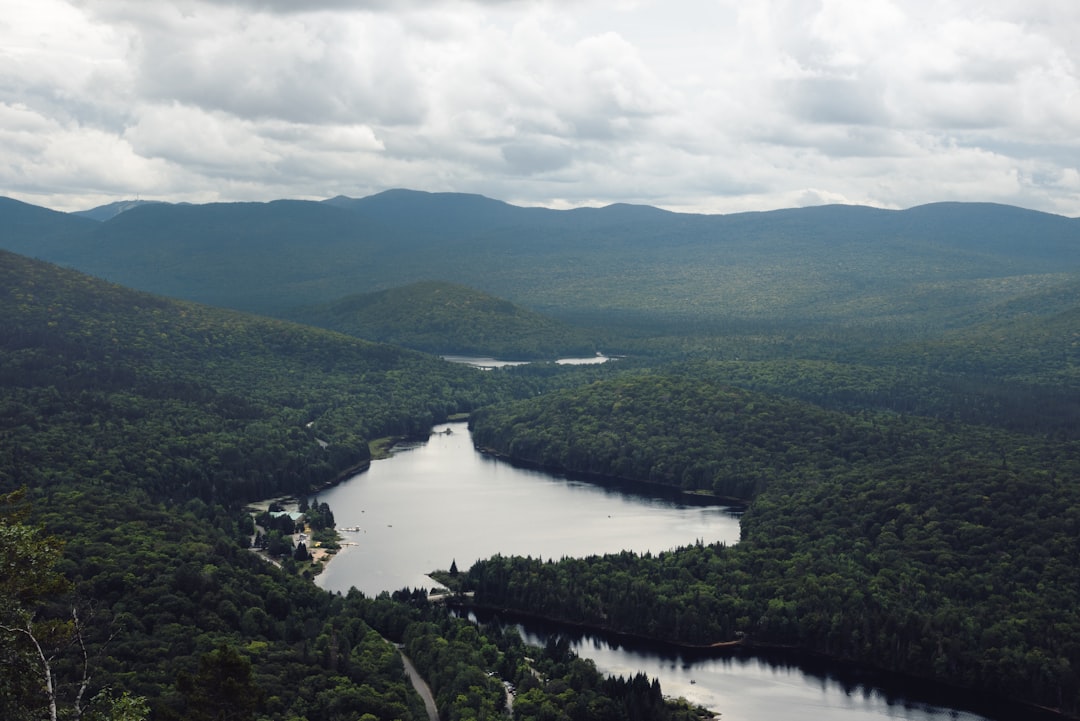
[289, 280, 598, 358]
[72, 198, 167, 221]
[0, 249, 511, 504]
[0, 249, 494, 718]
[881, 282, 1080, 385]
[1, 192, 1077, 331]
[0, 196, 100, 258]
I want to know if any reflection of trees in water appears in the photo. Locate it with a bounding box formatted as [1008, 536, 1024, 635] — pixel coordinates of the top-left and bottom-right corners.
[464, 608, 1051, 721]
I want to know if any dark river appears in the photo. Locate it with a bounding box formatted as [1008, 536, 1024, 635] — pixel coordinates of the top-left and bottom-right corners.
[315, 422, 1053, 721]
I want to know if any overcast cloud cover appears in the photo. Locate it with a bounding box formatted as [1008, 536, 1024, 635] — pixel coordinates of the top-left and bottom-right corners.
[2, 0, 1079, 214]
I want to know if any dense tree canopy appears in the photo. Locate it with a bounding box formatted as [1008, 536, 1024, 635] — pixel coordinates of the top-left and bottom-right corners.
[0, 250, 691, 720]
[464, 363, 1080, 715]
[3, 192, 1080, 720]
[1, 250, 535, 507]
[289, 280, 598, 360]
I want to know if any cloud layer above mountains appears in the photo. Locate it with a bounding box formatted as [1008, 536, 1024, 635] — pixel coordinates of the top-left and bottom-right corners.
[3, 0, 1079, 214]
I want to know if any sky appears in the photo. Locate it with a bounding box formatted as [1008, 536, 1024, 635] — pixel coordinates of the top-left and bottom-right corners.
[2, 0, 1079, 216]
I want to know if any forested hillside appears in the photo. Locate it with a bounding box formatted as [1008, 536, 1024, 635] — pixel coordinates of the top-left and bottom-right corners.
[289, 280, 598, 359]
[880, 296, 1080, 386]
[2, 192, 1077, 348]
[466, 354, 1080, 713]
[1, 250, 687, 720]
[0, 249, 518, 505]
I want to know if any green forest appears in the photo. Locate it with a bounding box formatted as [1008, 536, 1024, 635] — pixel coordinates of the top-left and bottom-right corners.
[2, 190, 1080, 720]
[288, 281, 598, 360]
[467, 369, 1080, 710]
[0, 250, 679, 720]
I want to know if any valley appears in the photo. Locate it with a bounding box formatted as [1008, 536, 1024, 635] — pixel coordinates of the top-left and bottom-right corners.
[1, 192, 1079, 720]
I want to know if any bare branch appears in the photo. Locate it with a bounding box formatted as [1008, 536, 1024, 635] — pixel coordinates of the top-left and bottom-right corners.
[73, 608, 91, 721]
[0, 617, 59, 721]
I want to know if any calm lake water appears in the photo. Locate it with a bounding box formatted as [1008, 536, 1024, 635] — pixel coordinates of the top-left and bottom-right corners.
[501, 620, 1052, 721]
[316, 422, 1050, 721]
[440, 354, 612, 369]
[316, 421, 739, 596]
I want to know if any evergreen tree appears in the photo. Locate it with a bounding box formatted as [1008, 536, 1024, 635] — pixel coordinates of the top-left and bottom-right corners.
[176, 644, 261, 721]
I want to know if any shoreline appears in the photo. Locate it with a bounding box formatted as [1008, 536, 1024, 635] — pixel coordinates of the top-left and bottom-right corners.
[245, 495, 346, 577]
[308, 434, 421, 576]
[449, 598, 1073, 721]
[246, 429, 437, 579]
[473, 445, 751, 508]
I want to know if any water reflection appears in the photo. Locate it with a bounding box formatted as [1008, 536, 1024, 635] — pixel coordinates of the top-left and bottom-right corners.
[317, 422, 1053, 721]
[477, 613, 1055, 721]
[440, 353, 613, 369]
[316, 422, 740, 597]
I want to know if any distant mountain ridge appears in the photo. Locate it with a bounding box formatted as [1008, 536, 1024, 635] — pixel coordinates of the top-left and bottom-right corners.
[1, 190, 1077, 339]
[323, 189, 676, 231]
[73, 198, 169, 222]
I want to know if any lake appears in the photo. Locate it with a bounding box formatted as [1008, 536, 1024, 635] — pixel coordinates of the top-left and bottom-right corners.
[498, 618, 1054, 721]
[440, 354, 613, 369]
[316, 422, 1049, 721]
[316, 421, 740, 596]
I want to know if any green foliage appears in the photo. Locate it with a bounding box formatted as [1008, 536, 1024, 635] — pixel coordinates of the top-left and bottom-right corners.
[4, 190, 1080, 719]
[882, 296, 1080, 388]
[290, 280, 598, 360]
[22, 489, 433, 721]
[659, 357, 1080, 439]
[471, 371, 883, 499]
[0, 250, 678, 720]
[403, 618, 507, 721]
[0, 249, 528, 507]
[464, 365, 1080, 714]
[176, 644, 261, 721]
[4, 193, 1078, 339]
[304, 500, 335, 532]
[84, 690, 150, 721]
[0, 488, 78, 721]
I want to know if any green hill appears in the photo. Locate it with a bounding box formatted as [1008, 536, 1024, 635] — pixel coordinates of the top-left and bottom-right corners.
[2, 191, 1077, 336]
[880, 277, 1080, 386]
[0, 249, 486, 717]
[0, 249, 520, 505]
[0, 196, 99, 257]
[289, 280, 598, 359]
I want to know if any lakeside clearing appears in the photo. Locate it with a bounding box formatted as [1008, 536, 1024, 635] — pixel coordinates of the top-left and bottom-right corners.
[245, 495, 347, 577]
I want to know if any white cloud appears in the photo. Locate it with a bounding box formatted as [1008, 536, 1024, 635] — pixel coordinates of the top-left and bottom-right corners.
[0, 101, 172, 202]
[126, 104, 281, 175]
[1, 0, 1078, 215]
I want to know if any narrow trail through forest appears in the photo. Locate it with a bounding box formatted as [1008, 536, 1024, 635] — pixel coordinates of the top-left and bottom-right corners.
[397, 646, 439, 721]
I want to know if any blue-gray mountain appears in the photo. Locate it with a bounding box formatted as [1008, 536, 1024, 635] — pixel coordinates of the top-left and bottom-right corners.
[2, 190, 1078, 338]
